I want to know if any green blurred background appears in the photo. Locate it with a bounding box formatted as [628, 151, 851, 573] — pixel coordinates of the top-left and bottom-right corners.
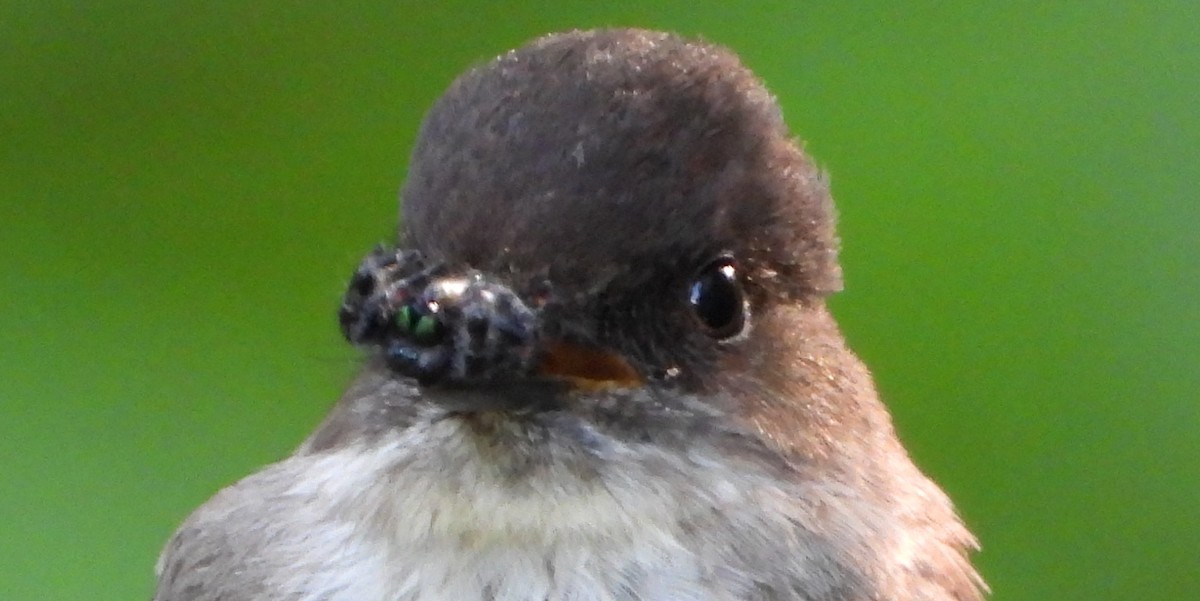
[3, 2, 1197, 599]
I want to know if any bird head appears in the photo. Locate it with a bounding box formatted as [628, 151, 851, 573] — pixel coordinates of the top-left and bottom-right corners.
[334, 29, 848, 431]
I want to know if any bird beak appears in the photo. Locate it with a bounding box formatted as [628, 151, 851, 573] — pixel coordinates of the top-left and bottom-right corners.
[536, 340, 643, 390]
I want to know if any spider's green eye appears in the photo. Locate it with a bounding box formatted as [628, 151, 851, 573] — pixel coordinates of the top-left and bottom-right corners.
[412, 314, 444, 345]
[396, 305, 417, 332]
[395, 302, 445, 346]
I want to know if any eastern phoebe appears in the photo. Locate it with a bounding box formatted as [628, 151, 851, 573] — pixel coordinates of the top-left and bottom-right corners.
[155, 28, 984, 601]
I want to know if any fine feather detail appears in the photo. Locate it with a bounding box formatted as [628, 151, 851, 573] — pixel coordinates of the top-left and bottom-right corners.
[156, 394, 981, 601]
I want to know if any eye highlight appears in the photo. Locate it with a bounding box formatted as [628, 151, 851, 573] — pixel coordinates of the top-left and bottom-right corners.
[688, 257, 746, 340]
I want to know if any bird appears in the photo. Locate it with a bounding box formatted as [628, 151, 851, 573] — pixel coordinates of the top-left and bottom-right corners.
[153, 28, 985, 601]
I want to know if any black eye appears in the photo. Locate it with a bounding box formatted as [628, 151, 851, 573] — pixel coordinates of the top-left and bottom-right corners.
[688, 257, 746, 339]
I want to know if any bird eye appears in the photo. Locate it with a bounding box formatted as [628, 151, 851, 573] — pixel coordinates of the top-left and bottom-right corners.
[688, 257, 746, 340]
